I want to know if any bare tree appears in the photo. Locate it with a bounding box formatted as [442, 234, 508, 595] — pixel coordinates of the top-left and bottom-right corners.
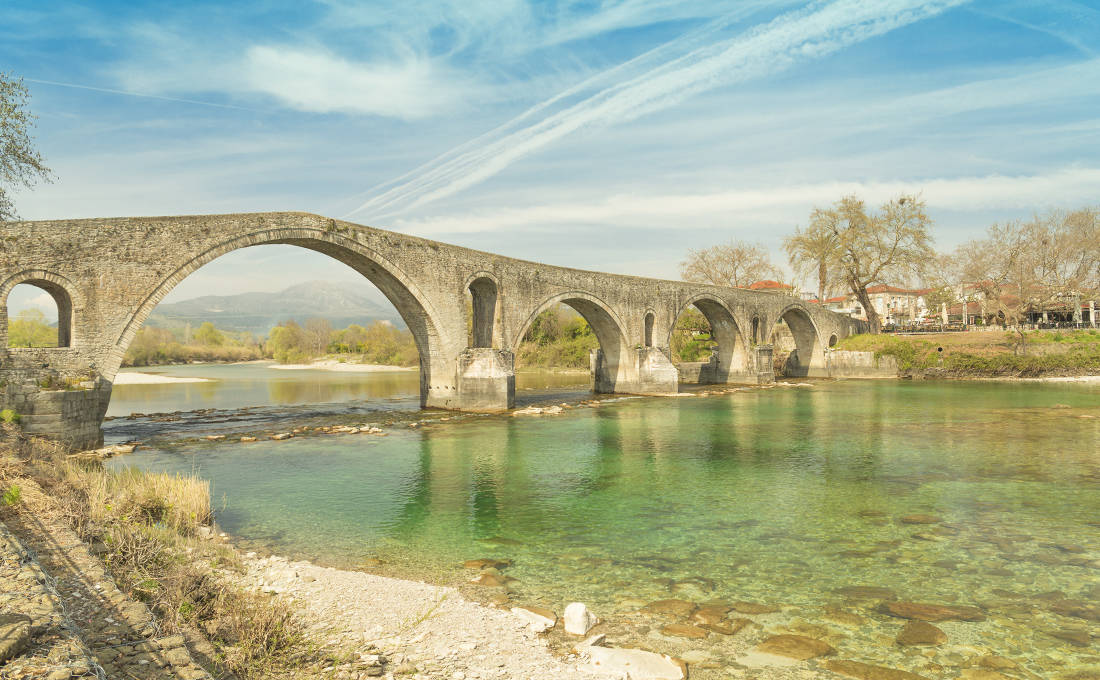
[1, 73, 52, 221]
[679, 239, 781, 289]
[783, 218, 841, 303]
[304, 317, 334, 356]
[812, 195, 934, 333]
[959, 208, 1100, 352]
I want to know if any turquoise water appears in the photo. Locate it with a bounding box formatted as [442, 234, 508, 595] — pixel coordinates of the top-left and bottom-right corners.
[108, 377, 1100, 677]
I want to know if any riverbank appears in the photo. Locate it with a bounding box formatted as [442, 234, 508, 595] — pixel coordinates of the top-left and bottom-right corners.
[0, 426, 684, 679]
[837, 329, 1100, 379]
[268, 359, 414, 372]
[114, 371, 214, 384]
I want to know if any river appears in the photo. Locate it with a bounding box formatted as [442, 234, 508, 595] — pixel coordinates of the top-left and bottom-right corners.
[106, 363, 1100, 678]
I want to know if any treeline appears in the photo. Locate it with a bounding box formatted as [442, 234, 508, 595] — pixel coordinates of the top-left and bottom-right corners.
[6, 309, 57, 347]
[683, 196, 1099, 335]
[122, 319, 417, 367]
[268, 319, 417, 366]
[515, 306, 598, 369]
[124, 324, 264, 366]
[514, 305, 722, 367]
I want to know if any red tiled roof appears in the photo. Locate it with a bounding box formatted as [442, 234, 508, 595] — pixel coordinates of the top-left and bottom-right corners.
[865, 285, 914, 294]
[824, 296, 847, 303]
[747, 280, 793, 290]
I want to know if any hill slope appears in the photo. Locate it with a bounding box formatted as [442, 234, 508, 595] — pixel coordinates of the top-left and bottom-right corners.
[148, 281, 405, 335]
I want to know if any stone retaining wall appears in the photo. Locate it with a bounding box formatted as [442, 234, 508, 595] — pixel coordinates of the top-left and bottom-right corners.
[825, 349, 899, 378]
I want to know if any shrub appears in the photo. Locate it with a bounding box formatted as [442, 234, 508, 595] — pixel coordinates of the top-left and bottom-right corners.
[2, 484, 21, 506]
[0, 409, 19, 424]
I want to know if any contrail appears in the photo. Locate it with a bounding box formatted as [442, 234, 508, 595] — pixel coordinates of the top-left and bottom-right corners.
[344, 0, 967, 221]
[23, 78, 257, 111]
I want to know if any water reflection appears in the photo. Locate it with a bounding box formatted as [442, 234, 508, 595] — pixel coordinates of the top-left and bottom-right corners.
[113, 379, 1100, 678]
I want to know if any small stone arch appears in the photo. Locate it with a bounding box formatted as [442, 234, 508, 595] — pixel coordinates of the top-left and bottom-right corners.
[771, 304, 825, 377]
[0, 269, 82, 348]
[669, 294, 751, 382]
[513, 291, 631, 393]
[828, 333, 838, 348]
[643, 310, 655, 348]
[111, 227, 448, 405]
[465, 272, 500, 348]
[751, 315, 761, 344]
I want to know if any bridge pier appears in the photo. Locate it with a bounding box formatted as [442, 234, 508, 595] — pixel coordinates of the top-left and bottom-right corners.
[3, 379, 110, 450]
[455, 348, 515, 411]
[591, 347, 679, 395]
[754, 344, 775, 384]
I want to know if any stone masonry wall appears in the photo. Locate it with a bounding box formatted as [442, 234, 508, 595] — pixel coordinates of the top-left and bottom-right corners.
[1, 212, 864, 447]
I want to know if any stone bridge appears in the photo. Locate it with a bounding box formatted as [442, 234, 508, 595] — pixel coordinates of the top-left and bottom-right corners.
[1, 212, 864, 448]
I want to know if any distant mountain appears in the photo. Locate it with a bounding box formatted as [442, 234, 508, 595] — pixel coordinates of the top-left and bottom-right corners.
[148, 281, 406, 336]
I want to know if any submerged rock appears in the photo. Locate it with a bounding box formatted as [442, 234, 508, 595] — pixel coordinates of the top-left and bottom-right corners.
[896, 620, 947, 646]
[824, 659, 929, 680]
[660, 623, 708, 639]
[584, 646, 685, 680]
[470, 572, 514, 587]
[564, 602, 598, 635]
[1048, 599, 1100, 621]
[270, 432, 293, 440]
[641, 599, 696, 618]
[730, 601, 780, 615]
[834, 585, 898, 601]
[462, 558, 511, 570]
[755, 634, 835, 660]
[880, 601, 985, 622]
[511, 606, 556, 632]
[1049, 629, 1091, 647]
[899, 514, 942, 524]
[822, 607, 866, 627]
[690, 604, 730, 625]
[700, 617, 750, 636]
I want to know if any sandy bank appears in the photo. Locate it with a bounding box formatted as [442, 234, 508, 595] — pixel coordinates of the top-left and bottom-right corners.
[113, 372, 213, 385]
[268, 359, 415, 372]
[237, 554, 610, 679]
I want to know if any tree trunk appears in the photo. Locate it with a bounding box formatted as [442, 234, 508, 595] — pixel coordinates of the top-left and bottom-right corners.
[853, 284, 881, 333]
[817, 259, 827, 305]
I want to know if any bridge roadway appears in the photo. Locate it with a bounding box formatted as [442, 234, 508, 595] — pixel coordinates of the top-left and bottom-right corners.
[1, 212, 864, 449]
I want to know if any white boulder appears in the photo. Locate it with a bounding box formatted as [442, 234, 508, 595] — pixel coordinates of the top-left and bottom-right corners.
[564, 602, 598, 635]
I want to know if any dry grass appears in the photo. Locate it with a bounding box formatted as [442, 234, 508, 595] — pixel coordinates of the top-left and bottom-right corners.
[61, 463, 212, 535]
[0, 424, 328, 679]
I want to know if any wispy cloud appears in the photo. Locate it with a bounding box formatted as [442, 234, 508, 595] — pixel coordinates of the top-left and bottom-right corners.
[239, 47, 471, 118]
[388, 166, 1100, 236]
[23, 77, 257, 111]
[345, 0, 968, 220]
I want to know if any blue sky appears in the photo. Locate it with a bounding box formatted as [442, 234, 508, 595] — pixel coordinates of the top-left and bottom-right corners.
[4, 0, 1100, 318]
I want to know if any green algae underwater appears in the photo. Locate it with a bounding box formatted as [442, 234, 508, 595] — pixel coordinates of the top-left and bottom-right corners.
[109, 376, 1100, 678]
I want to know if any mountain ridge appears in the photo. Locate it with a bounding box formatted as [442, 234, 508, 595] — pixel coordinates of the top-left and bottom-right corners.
[148, 280, 405, 335]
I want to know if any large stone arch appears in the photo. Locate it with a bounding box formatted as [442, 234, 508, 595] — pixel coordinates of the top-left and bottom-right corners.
[512, 291, 632, 393]
[668, 294, 752, 383]
[0, 269, 83, 349]
[770, 303, 826, 377]
[107, 227, 448, 407]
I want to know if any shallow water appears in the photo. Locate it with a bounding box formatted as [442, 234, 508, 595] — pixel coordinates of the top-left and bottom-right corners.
[108, 375, 1100, 677]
